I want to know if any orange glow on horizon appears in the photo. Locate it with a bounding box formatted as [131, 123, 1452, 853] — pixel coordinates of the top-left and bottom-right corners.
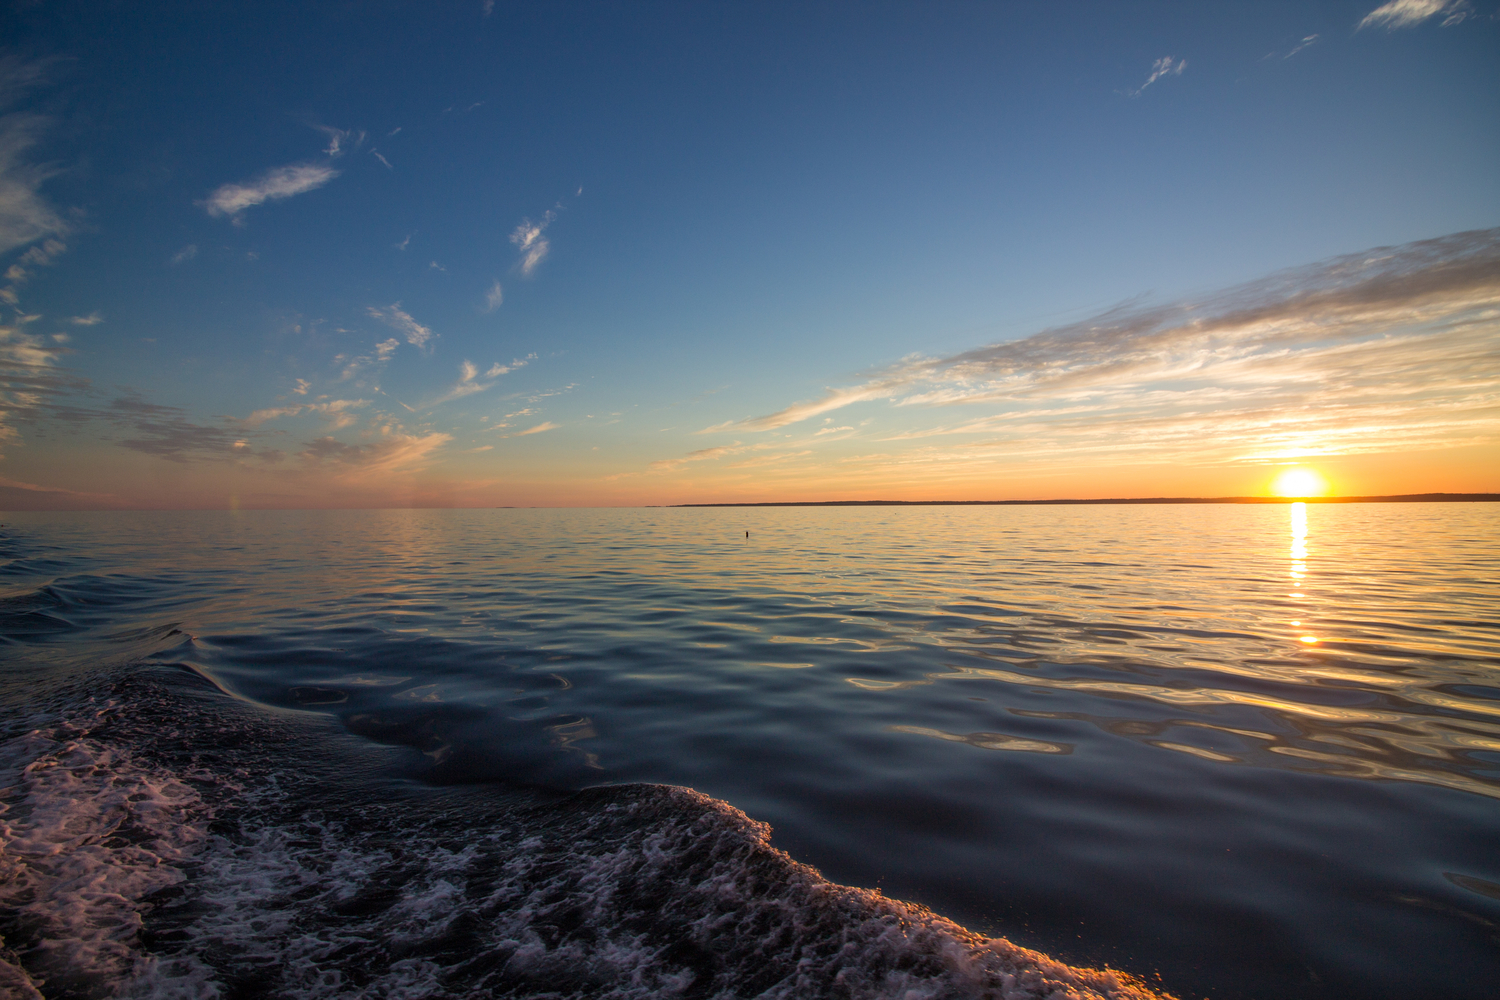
[1271, 467, 1330, 497]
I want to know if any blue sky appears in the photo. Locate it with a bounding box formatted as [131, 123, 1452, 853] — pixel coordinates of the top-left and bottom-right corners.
[2, 0, 1497, 507]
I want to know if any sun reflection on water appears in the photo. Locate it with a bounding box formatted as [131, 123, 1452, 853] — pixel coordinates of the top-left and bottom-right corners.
[1290, 502, 1316, 642]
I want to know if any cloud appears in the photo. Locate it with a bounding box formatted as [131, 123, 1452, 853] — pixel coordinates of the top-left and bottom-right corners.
[511, 421, 559, 437]
[374, 337, 400, 360]
[701, 382, 896, 433]
[299, 429, 452, 477]
[203, 163, 340, 219]
[3, 237, 66, 286]
[170, 244, 198, 265]
[649, 443, 743, 471]
[292, 378, 310, 395]
[510, 211, 555, 277]
[315, 124, 365, 158]
[0, 324, 288, 467]
[395, 233, 412, 251]
[486, 353, 533, 377]
[1359, 0, 1469, 29]
[1128, 56, 1186, 97]
[0, 320, 82, 458]
[484, 280, 504, 312]
[371, 150, 393, 170]
[367, 303, 437, 350]
[428, 360, 488, 406]
[240, 398, 369, 429]
[1283, 35, 1319, 58]
[427, 355, 532, 407]
[709, 228, 1500, 466]
[482, 0, 495, 16]
[68, 312, 103, 326]
[107, 393, 268, 463]
[0, 62, 68, 256]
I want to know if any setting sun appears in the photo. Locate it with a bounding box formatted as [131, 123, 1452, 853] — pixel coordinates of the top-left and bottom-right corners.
[1272, 467, 1330, 497]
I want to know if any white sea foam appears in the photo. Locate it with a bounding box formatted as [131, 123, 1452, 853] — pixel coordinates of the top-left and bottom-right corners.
[1, 688, 1173, 1000]
[0, 706, 213, 998]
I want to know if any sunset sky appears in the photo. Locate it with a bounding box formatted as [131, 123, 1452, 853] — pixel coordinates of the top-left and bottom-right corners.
[2, 0, 1497, 509]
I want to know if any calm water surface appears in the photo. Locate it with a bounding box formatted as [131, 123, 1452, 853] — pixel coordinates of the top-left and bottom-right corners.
[1, 504, 1497, 999]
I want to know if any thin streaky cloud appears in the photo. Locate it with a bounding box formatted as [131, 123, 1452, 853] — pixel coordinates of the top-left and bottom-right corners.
[650, 443, 743, 471]
[510, 211, 556, 277]
[1359, 0, 1469, 29]
[3, 238, 66, 290]
[486, 354, 533, 378]
[371, 150, 393, 170]
[1285, 35, 1319, 58]
[314, 124, 365, 158]
[0, 60, 68, 254]
[68, 312, 103, 326]
[484, 280, 504, 312]
[299, 430, 451, 478]
[367, 303, 436, 349]
[427, 356, 531, 407]
[203, 163, 339, 218]
[241, 398, 369, 429]
[512, 421, 559, 437]
[170, 244, 198, 265]
[710, 229, 1500, 458]
[1128, 56, 1185, 97]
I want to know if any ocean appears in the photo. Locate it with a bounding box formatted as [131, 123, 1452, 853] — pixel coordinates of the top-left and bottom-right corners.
[0, 504, 1496, 999]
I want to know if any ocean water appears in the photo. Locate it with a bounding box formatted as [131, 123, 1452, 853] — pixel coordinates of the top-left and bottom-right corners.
[0, 504, 1497, 1000]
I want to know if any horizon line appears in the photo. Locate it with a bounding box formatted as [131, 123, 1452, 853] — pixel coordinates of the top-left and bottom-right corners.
[671, 493, 1500, 508]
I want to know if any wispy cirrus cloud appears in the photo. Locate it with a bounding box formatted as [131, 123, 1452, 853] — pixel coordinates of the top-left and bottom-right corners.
[1280, 35, 1320, 59]
[366, 303, 436, 350]
[203, 163, 340, 219]
[426, 354, 533, 408]
[0, 58, 68, 258]
[649, 443, 743, 471]
[483, 280, 504, 312]
[1127, 56, 1185, 97]
[510, 211, 555, 277]
[0, 320, 80, 458]
[1359, 0, 1470, 29]
[299, 428, 452, 477]
[314, 124, 365, 158]
[240, 398, 369, 429]
[487, 353, 533, 377]
[4, 237, 66, 286]
[705, 228, 1500, 469]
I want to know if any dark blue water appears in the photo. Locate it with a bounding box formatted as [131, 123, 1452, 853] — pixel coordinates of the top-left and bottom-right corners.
[1, 505, 1497, 999]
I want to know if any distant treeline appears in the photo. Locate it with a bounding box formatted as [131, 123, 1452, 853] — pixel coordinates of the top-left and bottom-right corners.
[672, 494, 1500, 507]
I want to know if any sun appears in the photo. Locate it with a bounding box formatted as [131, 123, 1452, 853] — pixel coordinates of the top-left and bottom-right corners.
[1271, 467, 1330, 498]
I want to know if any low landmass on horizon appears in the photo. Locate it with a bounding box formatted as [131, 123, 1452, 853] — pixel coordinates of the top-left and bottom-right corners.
[673, 493, 1500, 507]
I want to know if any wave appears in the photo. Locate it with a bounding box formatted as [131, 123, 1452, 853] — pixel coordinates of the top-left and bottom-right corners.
[0, 670, 1175, 1000]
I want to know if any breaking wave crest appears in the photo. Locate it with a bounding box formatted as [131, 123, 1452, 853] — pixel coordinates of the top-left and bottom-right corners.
[0, 672, 1173, 999]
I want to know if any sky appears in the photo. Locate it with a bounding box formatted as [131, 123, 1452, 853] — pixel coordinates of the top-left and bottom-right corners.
[1, 0, 1497, 509]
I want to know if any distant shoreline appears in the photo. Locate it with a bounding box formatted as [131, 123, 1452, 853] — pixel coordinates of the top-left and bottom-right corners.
[672, 493, 1500, 507]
